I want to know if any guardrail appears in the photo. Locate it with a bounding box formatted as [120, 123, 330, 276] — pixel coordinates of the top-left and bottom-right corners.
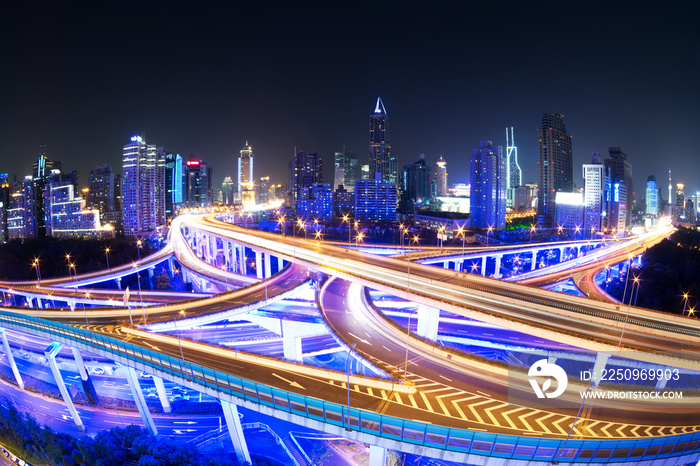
[0, 310, 698, 463]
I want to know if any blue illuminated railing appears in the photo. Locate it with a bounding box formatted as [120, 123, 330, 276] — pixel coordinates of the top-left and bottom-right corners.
[0, 311, 698, 464]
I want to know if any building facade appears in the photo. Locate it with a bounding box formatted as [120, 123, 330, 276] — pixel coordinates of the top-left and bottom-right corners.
[470, 140, 507, 230]
[369, 97, 397, 184]
[435, 156, 447, 197]
[238, 142, 254, 204]
[537, 113, 573, 228]
[582, 152, 608, 233]
[645, 175, 658, 227]
[122, 136, 166, 237]
[401, 153, 431, 210]
[354, 174, 396, 222]
[289, 150, 322, 209]
[605, 147, 633, 229]
[184, 158, 212, 208]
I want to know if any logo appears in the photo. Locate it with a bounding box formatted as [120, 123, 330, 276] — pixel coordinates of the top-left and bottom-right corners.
[528, 359, 568, 399]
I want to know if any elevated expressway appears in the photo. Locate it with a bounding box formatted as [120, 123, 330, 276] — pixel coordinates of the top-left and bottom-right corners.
[0, 215, 698, 464]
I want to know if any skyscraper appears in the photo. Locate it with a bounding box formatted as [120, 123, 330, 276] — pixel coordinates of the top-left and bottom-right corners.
[184, 157, 212, 208]
[583, 152, 608, 233]
[88, 164, 117, 214]
[288, 150, 322, 210]
[165, 153, 183, 219]
[7, 176, 34, 240]
[605, 147, 633, 229]
[238, 142, 254, 204]
[537, 113, 573, 228]
[401, 153, 431, 210]
[645, 175, 659, 222]
[435, 156, 447, 197]
[32, 150, 63, 237]
[221, 177, 235, 205]
[122, 136, 166, 237]
[470, 140, 507, 230]
[675, 183, 686, 222]
[256, 176, 270, 205]
[369, 97, 397, 184]
[355, 174, 397, 222]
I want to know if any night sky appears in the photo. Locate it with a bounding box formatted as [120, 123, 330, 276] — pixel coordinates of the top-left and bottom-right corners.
[1, 2, 699, 200]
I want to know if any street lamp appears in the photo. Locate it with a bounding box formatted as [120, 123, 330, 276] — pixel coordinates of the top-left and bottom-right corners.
[457, 226, 466, 254]
[682, 292, 690, 316]
[346, 342, 357, 431]
[105, 247, 111, 269]
[487, 225, 493, 245]
[343, 215, 351, 245]
[619, 275, 641, 347]
[136, 240, 142, 261]
[356, 232, 364, 246]
[529, 224, 536, 243]
[620, 254, 633, 305]
[32, 259, 41, 285]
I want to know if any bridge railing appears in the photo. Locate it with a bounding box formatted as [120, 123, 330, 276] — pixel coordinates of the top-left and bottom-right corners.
[0, 310, 698, 464]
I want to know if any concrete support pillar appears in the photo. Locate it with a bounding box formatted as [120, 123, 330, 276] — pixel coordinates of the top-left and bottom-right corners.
[416, 306, 440, 341]
[153, 376, 171, 413]
[480, 257, 486, 276]
[116, 277, 122, 290]
[531, 251, 537, 271]
[591, 352, 610, 387]
[209, 235, 217, 264]
[224, 242, 232, 270]
[369, 445, 387, 466]
[494, 255, 502, 278]
[45, 342, 84, 431]
[559, 247, 565, 262]
[443, 261, 449, 269]
[0, 329, 24, 389]
[277, 256, 284, 272]
[27, 297, 33, 309]
[655, 376, 669, 390]
[547, 356, 557, 365]
[71, 346, 89, 381]
[167, 257, 175, 276]
[281, 320, 304, 362]
[221, 400, 251, 464]
[147, 267, 154, 281]
[123, 366, 158, 437]
[68, 302, 76, 311]
[36, 297, 43, 308]
[264, 254, 272, 279]
[238, 246, 246, 275]
[255, 251, 263, 279]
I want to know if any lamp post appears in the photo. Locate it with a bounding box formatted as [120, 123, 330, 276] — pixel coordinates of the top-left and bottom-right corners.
[619, 276, 640, 347]
[404, 235, 419, 382]
[66, 254, 73, 279]
[487, 225, 493, 245]
[83, 292, 95, 348]
[343, 215, 351, 245]
[529, 224, 536, 243]
[682, 292, 690, 316]
[136, 240, 142, 262]
[345, 342, 357, 431]
[620, 254, 633, 305]
[105, 247, 111, 269]
[32, 259, 41, 285]
[458, 226, 466, 254]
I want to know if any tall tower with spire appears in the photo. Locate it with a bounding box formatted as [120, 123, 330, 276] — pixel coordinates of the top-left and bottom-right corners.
[238, 142, 254, 204]
[369, 97, 397, 185]
[435, 156, 447, 196]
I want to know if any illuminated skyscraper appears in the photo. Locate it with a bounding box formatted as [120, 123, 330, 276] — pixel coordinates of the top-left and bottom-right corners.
[583, 152, 608, 232]
[470, 140, 507, 230]
[645, 175, 659, 221]
[221, 177, 234, 205]
[369, 97, 397, 184]
[605, 147, 633, 228]
[165, 153, 183, 219]
[289, 150, 322, 210]
[238, 142, 254, 204]
[675, 183, 686, 221]
[537, 113, 573, 228]
[184, 157, 212, 208]
[122, 136, 166, 237]
[7, 176, 35, 240]
[32, 149, 63, 237]
[401, 153, 431, 210]
[435, 156, 447, 197]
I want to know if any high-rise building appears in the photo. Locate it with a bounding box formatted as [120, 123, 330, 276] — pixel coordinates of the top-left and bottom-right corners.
[220, 177, 234, 205]
[645, 175, 659, 224]
[685, 198, 696, 224]
[184, 157, 212, 208]
[369, 97, 397, 184]
[605, 147, 633, 228]
[554, 192, 584, 231]
[675, 183, 686, 222]
[470, 140, 507, 230]
[88, 164, 117, 215]
[165, 153, 184, 219]
[334, 184, 353, 217]
[297, 183, 334, 221]
[401, 153, 431, 210]
[288, 150, 322, 209]
[256, 176, 270, 205]
[32, 150, 63, 238]
[122, 136, 166, 237]
[354, 174, 396, 222]
[7, 176, 35, 240]
[505, 127, 522, 210]
[435, 156, 447, 197]
[333, 152, 345, 191]
[582, 152, 608, 233]
[238, 142, 254, 204]
[344, 151, 358, 191]
[537, 113, 573, 228]
[0, 173, 9, 242]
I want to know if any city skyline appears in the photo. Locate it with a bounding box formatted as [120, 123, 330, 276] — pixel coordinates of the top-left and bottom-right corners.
[0, 3, 697, 197]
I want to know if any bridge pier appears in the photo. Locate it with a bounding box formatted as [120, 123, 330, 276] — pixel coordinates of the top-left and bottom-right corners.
[277, 256, 284, 272]
[255, 251, 263, 279]
[221, 400, 251, 464]
[591, 352, 610, 387]
[153, 376, 172, 413]
[123, 366, 158, 437]
[26, 297, 33, 308]
[531, 251, 537, 271]
[147, 266, 154, 282]
[369, 445, 387, 466]
[480, 257, 486, 276]
[0, 329, 24, 389]
[71, 346, 89, 381]
[493, 255, 502, 278]
[116, 277, 122, 290]
[281, 320, 305, 362]
[655, 377, 669, 390]
[238, 246, 246, 275]
[68, 302, 76, 311]
[167, 257, 175, 276]
[264, 253, 272, 279]
[416, 306, 440, 341]
[45, 342, 84, 431]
